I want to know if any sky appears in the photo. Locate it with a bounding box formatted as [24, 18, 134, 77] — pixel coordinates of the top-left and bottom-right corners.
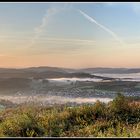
[0, 2, 140, 68]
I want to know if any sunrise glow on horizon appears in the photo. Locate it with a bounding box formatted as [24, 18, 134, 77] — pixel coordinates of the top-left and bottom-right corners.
[0, 2, 140, 68]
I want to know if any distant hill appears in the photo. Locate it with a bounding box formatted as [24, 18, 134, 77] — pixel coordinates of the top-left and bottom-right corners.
[0, 67, 139, 79]
[21, 66, 140, 74]
[79, 68, 140, 74]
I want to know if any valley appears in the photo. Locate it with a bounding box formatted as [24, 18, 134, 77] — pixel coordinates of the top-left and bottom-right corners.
[0, 67, 140, 109]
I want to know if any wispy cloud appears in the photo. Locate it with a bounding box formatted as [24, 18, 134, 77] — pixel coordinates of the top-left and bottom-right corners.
[35, 37, 96, 43]
[104, 2, 140, 15]
[131, 2, 140, 14]
[26, 38, 96, 55]
[28, 7, 60, 48]
[0, 54, 7, 57]
[78, 9, 125, 46]
[103, 2, 120, 6]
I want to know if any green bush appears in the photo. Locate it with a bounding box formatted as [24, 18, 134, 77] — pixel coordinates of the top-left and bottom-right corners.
[0, 94, 140, 137]
[107, 93, 131, 121]
[0, 107, 45, 137]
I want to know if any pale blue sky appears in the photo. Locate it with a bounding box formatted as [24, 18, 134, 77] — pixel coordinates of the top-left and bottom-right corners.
[0, 2, 140, 68]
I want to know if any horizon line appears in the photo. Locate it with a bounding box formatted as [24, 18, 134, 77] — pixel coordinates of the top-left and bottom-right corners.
[0, 65, 140, 69]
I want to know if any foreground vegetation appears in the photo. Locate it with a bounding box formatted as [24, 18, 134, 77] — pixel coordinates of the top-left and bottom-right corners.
[0, 94, 140, 137]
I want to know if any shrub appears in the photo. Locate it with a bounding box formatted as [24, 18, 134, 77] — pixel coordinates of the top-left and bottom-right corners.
[107, 93, 130, 122]
[0, 108, 45, 137]
[92, 100, 106, 120]
[0, 94, 140, 137]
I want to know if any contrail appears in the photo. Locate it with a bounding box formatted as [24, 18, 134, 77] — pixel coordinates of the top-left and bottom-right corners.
[28, 7, 59, 48]
[78, 9, 125, 46]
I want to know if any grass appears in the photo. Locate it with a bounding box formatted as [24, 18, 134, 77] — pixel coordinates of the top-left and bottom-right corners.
[0, 93, 140, 137]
